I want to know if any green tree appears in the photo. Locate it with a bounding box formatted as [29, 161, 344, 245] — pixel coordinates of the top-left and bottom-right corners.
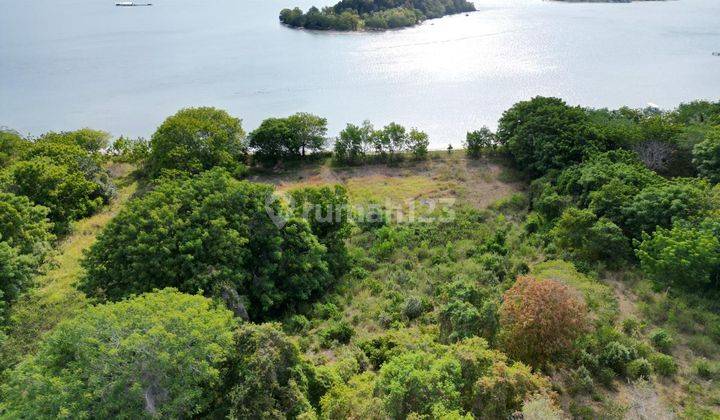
[249, 117, 293, 167]
[464, 127, 495, 158]
[39, 128, 111, 153]
[0, 129, 29, 167]
[0, 191, 54, 256]
[222, 323, 315, 418]
[637, 224, 720, 291]
[79, 169, 330, 320]
[2, 157, 105, 232]
[287, 185, 351, 277]
[334, 122, 368, 165]
[407, 128, 429, 160]
[550, 207, 631, 265]
[1, 289, 236, 418]
[378, 122, 407, 161]
[693, 129, 720, 184]
[622, 179, 709, 239]
[496, 97, 602, 175]
[287, 112, 328, 157]
[148, 107, 247, 177]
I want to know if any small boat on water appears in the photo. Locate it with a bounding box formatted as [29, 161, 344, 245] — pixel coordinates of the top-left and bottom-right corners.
[115, 1, 152, 6]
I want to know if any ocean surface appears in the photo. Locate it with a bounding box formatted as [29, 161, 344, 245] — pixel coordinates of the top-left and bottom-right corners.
[1, 0, 719, 147]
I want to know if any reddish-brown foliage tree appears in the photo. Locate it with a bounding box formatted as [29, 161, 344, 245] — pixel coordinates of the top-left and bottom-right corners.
[499, 276, 588, 367]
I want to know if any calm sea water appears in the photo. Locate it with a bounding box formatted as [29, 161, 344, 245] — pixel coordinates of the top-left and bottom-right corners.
[1, 0, 719, 147]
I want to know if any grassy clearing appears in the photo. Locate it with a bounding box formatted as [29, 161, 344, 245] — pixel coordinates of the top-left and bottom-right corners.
[1, 167, 137, 368]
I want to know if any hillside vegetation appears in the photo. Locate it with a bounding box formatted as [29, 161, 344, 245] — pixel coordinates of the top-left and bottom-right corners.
[0, 99, 719, 418]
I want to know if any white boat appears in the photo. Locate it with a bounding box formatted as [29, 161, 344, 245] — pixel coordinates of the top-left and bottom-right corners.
[115, 1, 152, 6]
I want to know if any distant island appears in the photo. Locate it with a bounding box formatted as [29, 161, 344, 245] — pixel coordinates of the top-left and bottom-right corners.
[279, 0, 476, 31]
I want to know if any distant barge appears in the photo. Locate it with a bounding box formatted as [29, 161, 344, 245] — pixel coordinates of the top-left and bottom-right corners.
[115, 2, 152, 6]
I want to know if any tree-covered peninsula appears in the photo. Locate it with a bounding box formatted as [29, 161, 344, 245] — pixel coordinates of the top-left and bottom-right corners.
[280, 0, 476, 31]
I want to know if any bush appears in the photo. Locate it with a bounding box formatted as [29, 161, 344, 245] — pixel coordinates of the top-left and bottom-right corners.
[499, 276, 588, 367]
[320, 320, 355, 346]
[148, 107, 247, 177]
[570, 365, 594, 395]
[80, 169, 330, 321]
[521, 395, 563, 420]
[599, 341, 634, 375]
[627, 358, 653, 380]
[649, 353, 677, 377]
[649, 329, 674, 353]
[622, 317, 641, 336]
[687, 335, 720, 357]
[223, 323, 315, 418]
[496, 96, 603, 175]
[694, 358, 720, 380]
[1, 289, 236, 418]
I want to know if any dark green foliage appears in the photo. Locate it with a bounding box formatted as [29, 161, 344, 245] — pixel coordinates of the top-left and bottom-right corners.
[280, 0, 474, 31]
[496, 96, 603, 176]
[288, 185, 351, 277]
[0, 192, 54, 321]
[249, 113, 327, 166]
[80, 169, 331, 320]
[599, 341, 634, 375]
[1, 289, 236, 418]
[320, 319, 355, 346]
[465, 126, 496, 158]
[147, 107, 247, 177]
[649, 329, 674, 353]
[550, 207, 630, 265]
[693, 129, 720, 184]
[333, 121, 373, 165]
[222, 323, 314, 418]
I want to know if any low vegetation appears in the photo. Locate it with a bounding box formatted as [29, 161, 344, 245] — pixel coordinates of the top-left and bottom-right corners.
[0, 97, 719, 417]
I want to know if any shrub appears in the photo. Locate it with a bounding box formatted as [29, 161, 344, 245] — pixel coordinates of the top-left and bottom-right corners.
[627, 358, 653, 380]
[694, 358, 720, 380]
[403, 296, 424, 320]
[521, 395, 563, 420]
[496, 96, 602, 175]
[1, 289, 236, 418]
[649, 353, 677, 377]
[499, 276, 588, 367]
[320, 320, 355, 346]
[223, 323, 315, 418]
[649, 329, 674, 353]
[439, 300, 482, 343]
[0, 129, 29, 166]
[599, 341, 634, 375]
[622, 317, 641, 336]
[570, 365, 595, 395]
[80, 169, 330, 321]
[0, 191, 54, 258]
[687, 335, 720, 357]
[148, 107, 247, 177]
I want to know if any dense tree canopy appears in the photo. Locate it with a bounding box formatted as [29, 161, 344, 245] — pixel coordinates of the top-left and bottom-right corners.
[221, 323, 314, 418]
[280, 0, 474, 31]
[147, 107, 247, 177]
[497, 96, 603, 176]
[1, 289, 237, 418]
[332, 121, 430, 165]
[80, 168, 331, 320]
[693, 129, 720, 184]
[249, 113, 328, 167]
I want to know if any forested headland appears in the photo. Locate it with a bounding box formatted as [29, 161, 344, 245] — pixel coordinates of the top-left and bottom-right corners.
[1, 98, 720, 417]
[280, 0, 476, 31]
